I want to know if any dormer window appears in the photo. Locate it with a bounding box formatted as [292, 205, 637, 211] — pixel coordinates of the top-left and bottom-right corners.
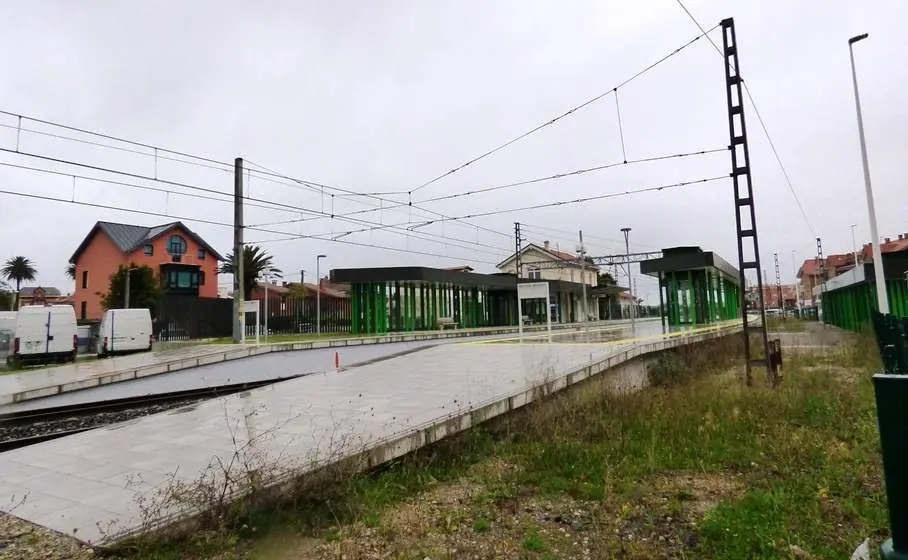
[168, 235, 187, 256]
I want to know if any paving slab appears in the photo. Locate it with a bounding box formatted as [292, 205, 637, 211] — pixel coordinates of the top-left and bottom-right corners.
[0, 319, 720, 545]
[0, 321, 643, 407]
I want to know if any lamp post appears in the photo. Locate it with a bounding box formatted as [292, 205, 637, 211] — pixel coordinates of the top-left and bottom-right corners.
[849, 33, 889, 313]
[263, 273, 269, 339]
[620, 227, 635, 332]
[123, 266, 138, 309]
[316, 254, 326, 336]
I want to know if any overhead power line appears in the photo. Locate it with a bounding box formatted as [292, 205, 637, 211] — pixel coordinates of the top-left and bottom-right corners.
[0, 160, 299, 215]
[672, 0, 817, 237]
[0, 109, 232, 168]
[0, 188, 501, 266]
[413, 148, 726, 205]
[0, 148, 508, 256]
[0, 122, 231, 173]
[242, 159, 514, 240]
[252, 147, 726, 229]
[406, 25, 719, 196]
[248, 175, 727, 245]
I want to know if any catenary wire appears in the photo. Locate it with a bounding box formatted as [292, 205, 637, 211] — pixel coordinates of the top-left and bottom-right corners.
[0, 188, 500, 265]
[242, 160, 514, 239]
[406, 25, 719, 196]
[248, 175, 727, 245]
[673, 0, 817, 237]
[0, 110, 232, 169]
[0, 148, 509, 256]
[0, 122, 232, 174]
[252, 148, 726, 229]
[0, 161, 302, 215]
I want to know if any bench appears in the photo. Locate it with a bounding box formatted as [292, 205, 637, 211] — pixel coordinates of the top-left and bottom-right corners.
[521, 315, 535, 325]
[437, 317, 457, 330]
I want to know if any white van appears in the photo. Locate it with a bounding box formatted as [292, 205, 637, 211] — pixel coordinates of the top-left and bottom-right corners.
[0, 311, 16, 360]
[10, 305, 78, 365]
[98, 308, 153, 358]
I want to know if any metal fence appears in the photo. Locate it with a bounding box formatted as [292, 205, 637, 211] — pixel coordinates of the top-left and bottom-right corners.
[153, 295, 352, 341]
[155, 296, 233, 341]
[248, 295, 352, 336]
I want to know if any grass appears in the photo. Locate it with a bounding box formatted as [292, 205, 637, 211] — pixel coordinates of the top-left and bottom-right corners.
[118, 332, 888, 559]
[472, 516, 491, 533]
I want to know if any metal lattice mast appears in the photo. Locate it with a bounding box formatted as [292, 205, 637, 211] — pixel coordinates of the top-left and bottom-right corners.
[817, 237, 826, 319]
[720, 18, 770, 385]
[514, 222, 523, 279]
[774, 252, 783, 311]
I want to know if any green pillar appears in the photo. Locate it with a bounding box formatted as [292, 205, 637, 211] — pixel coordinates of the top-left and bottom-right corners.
[351, 283, 361, 334]
[669, 271, 679, 326]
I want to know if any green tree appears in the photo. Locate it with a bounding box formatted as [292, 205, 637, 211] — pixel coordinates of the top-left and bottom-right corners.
[65, 263, 76, 280]
[219, 245, 282, 300]
[101, 264, 163, 317]
[598, 271, 616, 286]
[2, 256, 37, 309]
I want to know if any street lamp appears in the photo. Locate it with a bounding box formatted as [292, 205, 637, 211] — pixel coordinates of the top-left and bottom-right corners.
[620, 227, 635, 331]
[849, 33, 889, 313]
[316, 254, 327, 336]
[124, 266, 138, 308]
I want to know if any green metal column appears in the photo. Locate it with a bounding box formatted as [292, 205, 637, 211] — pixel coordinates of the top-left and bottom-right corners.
[351, 283, 361, 334]
[669, 271, 679, 326]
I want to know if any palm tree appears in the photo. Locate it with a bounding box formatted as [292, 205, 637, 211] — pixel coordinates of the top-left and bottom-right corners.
[65, 263, 76, 281]
[2, 256, 38, 309]
[219, 245, 282, 300]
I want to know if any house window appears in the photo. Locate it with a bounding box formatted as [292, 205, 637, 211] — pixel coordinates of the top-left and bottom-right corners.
[197, 248, 206, 260]
[528, 267, 541, 280]
[166, 270, 199, 289]
[144, 244, 154, 256]
[167, 235, 187, 256]
[81, 270, 88, 289]
[80, 301, 87, 320]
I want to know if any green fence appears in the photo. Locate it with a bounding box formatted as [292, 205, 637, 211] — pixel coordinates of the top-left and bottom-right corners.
[824, 279, 908, 331]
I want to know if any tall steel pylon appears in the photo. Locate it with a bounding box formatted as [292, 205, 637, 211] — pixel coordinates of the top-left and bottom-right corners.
[721, 18, 770, 385]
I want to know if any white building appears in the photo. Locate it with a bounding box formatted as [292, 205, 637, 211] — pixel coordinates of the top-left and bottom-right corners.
[497, 241, 601, 323]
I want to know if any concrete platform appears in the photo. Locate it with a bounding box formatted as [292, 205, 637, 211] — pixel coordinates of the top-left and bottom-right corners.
[0, 320, 736, 546]
[0, 321, 617, 406]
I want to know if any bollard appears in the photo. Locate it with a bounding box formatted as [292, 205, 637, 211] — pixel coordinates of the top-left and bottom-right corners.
[334, 351, 340, 370]
[875, 373, 908, 559]
[872, 312, 908, 559]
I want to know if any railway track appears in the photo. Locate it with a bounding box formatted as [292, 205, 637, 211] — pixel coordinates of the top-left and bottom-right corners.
[0, 376, 302, 453]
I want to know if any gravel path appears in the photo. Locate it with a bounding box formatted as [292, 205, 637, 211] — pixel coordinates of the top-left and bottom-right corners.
[0, 513, 94, 559]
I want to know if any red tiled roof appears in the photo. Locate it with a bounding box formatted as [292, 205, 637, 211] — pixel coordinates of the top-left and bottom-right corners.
[826, 253, 855, 268]
[799, 258, 822, 277]
[543, 247, 578, 261]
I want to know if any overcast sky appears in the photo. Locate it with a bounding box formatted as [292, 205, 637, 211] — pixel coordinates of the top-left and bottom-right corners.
[0, 0, 905, 303]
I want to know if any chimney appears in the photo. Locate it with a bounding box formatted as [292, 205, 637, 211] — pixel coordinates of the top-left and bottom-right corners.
[543, 240, 550, 250]
[900, 234, 905, 240]
[885, 237, 891, 244]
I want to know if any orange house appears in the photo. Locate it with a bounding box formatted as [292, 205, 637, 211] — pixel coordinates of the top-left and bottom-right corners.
[69, 221, 223, 320]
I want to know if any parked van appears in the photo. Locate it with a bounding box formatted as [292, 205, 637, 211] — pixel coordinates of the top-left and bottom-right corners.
[9, 305, 77, 365]
[0, 311, 16, 360]
[98, 308, 153, 358]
